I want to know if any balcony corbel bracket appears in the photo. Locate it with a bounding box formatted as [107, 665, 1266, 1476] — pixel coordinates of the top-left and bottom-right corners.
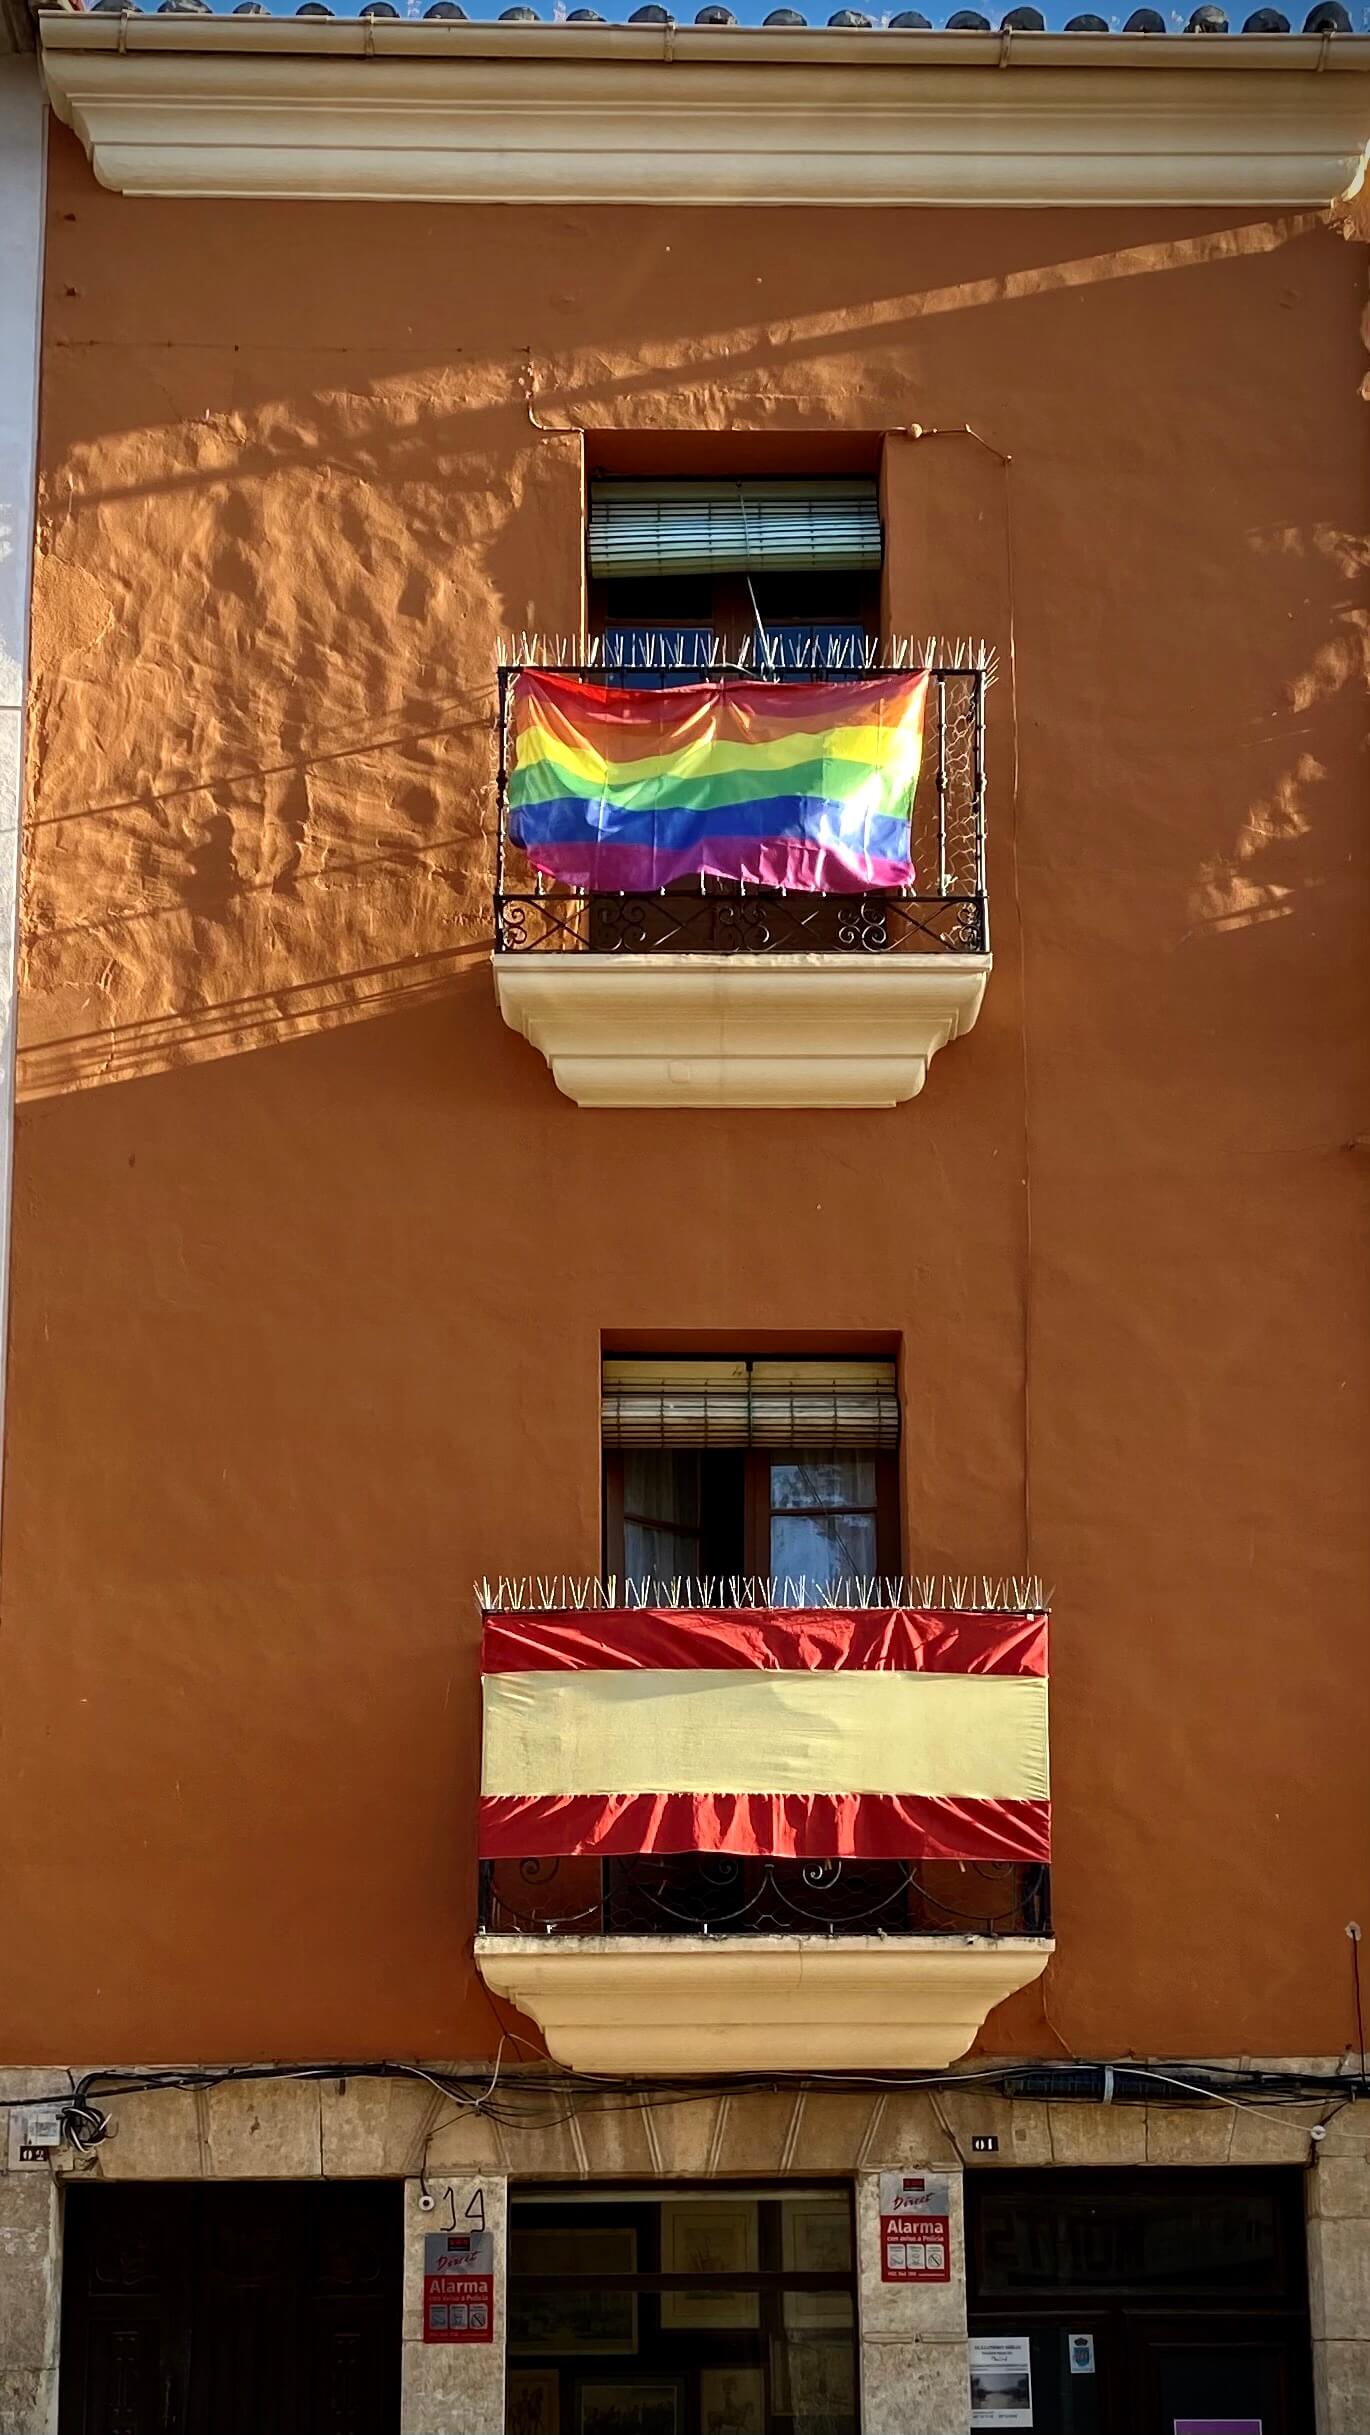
[494, 949, 991, 1109]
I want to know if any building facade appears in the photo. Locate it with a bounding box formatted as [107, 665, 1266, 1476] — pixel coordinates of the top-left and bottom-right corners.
[1, 9, 1369, 2432]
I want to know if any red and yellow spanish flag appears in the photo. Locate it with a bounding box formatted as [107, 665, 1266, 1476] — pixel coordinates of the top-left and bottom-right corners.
[479, 1607, 1049, 1865]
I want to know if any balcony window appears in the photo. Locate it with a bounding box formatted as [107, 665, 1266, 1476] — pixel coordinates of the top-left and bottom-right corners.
[591, 477, 880, 689]
[602, 1357, 900, 1601]
[601, 616, 871, 685]
[600, 622, 714, 691]
[613, 1448, 888, 1600]
[596, 564, 879, 687]
[763, 620, 869, 674]
[619, 1450, 711, 1585]
[770, 1457, 880, 1589]
[586, 479, 883, 587]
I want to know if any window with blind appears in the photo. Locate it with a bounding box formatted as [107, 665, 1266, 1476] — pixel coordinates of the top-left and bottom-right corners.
[586, 477, 883, 682]
[589, 480, 882, 580]
[601, 1358, 900, 1598]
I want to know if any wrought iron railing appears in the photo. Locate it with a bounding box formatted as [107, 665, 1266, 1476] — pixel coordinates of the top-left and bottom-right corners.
[478, 1855, 1050, 1941]
[493, 663, 988, 958]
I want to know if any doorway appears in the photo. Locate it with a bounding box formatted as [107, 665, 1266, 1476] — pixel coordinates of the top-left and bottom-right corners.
[966, 2168, 1314, 2435]
[58, 2180, 401, 2435]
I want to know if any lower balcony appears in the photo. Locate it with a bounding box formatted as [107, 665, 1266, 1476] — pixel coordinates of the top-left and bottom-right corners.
[476, 1855, 1052, 2072]
[473, 1595, 1053, 2073]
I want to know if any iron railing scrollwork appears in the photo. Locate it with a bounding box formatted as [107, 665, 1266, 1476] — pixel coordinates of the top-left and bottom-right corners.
[493, 663, 989, 960]
[478, 1854, 1051, 1941]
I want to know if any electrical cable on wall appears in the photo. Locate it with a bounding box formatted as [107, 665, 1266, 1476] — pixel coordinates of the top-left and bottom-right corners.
[520, 356, 583, 437]
[5, 2055, 1364, 2176]
[1349, 1920, 1367, 2083]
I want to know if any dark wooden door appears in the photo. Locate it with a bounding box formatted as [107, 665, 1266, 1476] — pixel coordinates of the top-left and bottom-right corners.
[59, 2185, 190, 2435]
[967, 2168, 1315, 2435]
[1135, 2314, 1308, 2434]
[59, 2182, 401, 2435]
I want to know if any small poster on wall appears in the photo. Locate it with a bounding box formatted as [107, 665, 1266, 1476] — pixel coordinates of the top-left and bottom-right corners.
[969, 2334, 1033, 2428]
[422, 2229, 494, 2343]
[877, 2171, 951, 2284]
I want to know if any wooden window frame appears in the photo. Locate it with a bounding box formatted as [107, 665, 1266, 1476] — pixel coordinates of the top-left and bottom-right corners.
[604, 1448, 900, 1581]
[747, 1449, 900, 1581]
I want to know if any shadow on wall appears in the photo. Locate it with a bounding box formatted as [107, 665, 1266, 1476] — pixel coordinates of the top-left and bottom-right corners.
[18, 198, 1364, 1098]
[45, 207, 1327, 473]
[1186, 517, 1370, 944]
[15, 940, 494, 1100]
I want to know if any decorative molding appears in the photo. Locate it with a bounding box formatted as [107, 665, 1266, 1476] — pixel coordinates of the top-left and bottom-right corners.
[493, 951, 989, 1109]
[0, 61, 43, 1469]
[38, 21, 1370, 207]
[474, 1932, 1054, 2071]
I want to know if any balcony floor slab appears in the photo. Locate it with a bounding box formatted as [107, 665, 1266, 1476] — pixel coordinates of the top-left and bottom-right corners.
[474, 1929, 1051, 2071]
[492, 950, 991, 1109]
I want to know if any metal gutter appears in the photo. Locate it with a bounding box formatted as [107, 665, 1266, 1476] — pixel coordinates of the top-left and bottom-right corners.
[33, 11, 1370, 67]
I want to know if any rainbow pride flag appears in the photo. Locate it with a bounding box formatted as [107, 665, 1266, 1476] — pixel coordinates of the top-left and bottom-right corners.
[507, 668, 928, 894]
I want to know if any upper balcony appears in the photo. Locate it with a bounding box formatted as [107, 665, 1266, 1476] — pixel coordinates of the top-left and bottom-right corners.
[491, 652, 991, 1110]
[472, 1583, 1052, 2073]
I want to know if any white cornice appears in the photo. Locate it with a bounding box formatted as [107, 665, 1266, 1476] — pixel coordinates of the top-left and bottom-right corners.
[38, 18, 1370, 206]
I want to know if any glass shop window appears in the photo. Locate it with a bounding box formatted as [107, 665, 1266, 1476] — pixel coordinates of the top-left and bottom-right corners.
[507, 2186, 858, 2435]
[601, 1358, 900, 1601]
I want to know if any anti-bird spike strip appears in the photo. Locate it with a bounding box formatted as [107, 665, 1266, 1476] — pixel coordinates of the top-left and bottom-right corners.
[499, 636, 993, 673]
[474, 1573, 1049, 1614]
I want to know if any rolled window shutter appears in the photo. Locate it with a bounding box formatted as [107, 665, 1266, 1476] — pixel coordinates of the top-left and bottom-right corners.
[588, 480, 882, 581]
[602, 1359, 899, 1450]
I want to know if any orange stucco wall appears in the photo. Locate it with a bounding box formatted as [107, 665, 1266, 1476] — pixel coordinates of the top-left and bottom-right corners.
[4, 126, 1368, 2065]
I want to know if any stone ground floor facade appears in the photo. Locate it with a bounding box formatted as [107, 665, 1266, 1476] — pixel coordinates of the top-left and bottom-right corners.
[1, 2062, 1365, 2434]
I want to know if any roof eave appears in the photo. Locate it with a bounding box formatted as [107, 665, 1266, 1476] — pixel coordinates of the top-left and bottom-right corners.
[37, 9, 1370, 207]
